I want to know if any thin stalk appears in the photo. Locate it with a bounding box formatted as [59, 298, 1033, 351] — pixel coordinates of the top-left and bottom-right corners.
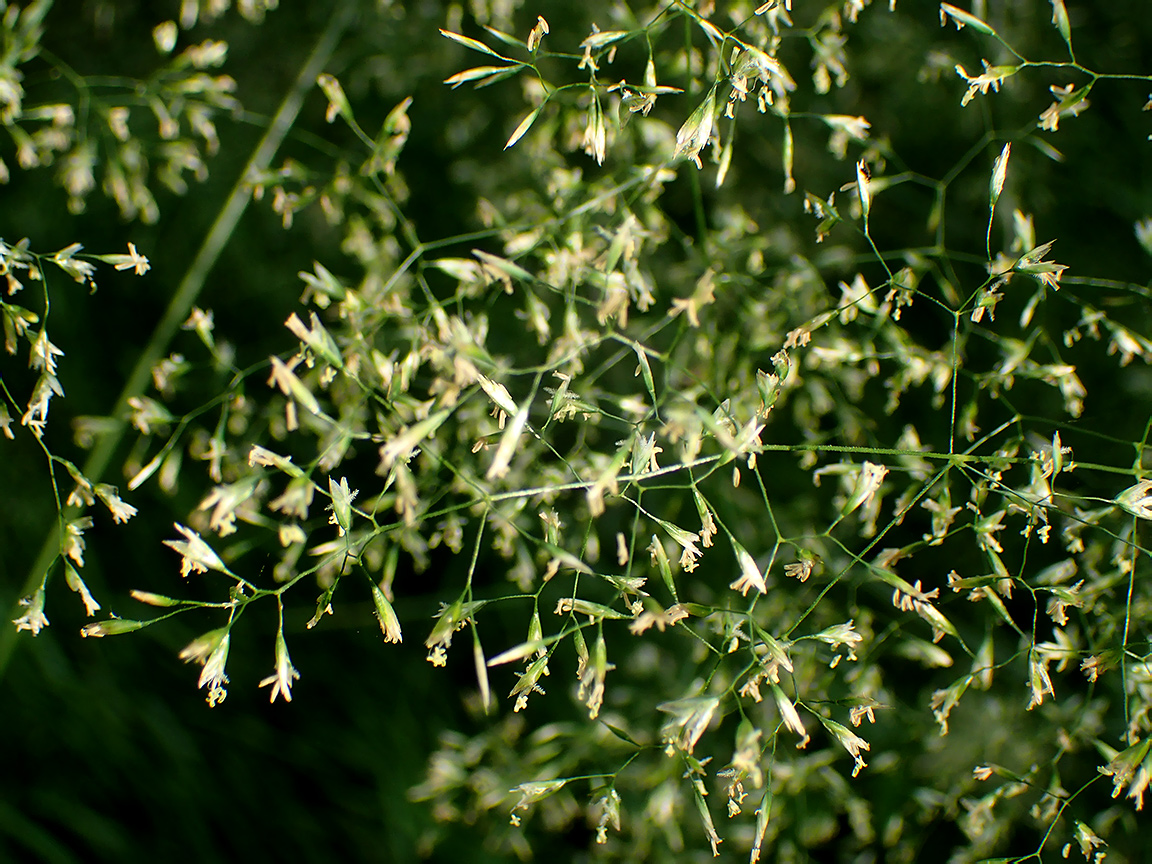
[0, 6, 355, 681]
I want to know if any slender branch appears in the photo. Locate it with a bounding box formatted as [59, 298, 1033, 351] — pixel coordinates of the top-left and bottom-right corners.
[0, 5, 356, 681]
